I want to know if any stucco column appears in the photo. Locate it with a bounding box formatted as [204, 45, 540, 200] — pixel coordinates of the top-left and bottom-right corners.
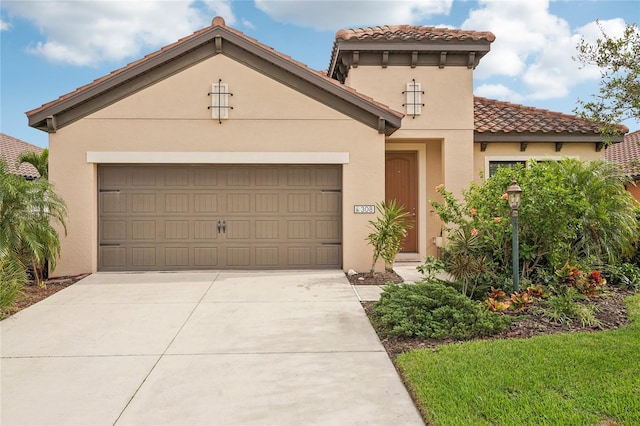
[442, 130, 475, 200]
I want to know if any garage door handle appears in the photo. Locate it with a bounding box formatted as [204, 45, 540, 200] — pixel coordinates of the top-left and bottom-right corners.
[217, 220, 227, 234]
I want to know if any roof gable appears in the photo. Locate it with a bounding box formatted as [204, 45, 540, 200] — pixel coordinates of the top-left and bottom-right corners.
[27, 17, 402, 136]
[0, 133, 43, 178]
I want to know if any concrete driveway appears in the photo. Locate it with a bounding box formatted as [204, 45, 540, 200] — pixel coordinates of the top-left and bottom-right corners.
[1, 271, 423, 425]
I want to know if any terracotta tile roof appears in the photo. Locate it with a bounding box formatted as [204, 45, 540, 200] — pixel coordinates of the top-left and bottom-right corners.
[27, 17, 402, 126]
[474, 96, 629, 135]
[606, 130, 640, 178]
[335, 25, 496, 43]
[0, 133, 43, 178]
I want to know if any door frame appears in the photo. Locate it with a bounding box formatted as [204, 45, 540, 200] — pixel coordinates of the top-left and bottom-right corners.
[385, 143, 427, 262]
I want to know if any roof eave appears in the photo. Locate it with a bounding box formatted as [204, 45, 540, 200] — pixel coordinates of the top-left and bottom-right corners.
[474, 131, 625, 143]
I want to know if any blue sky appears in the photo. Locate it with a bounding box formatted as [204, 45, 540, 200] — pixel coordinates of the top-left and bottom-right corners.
[1, 0, 639, 148]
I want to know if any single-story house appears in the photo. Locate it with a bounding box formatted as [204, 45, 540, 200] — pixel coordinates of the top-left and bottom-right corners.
[26, 17, 626, 275]
[606, 129, 640, 201]
[0, 132, 43, 179]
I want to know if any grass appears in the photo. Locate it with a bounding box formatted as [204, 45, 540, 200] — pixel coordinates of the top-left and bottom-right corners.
[396, 294, 640, 426]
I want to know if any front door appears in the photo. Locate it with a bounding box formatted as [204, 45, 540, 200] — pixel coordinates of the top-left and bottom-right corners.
[385, 151, 418, 252]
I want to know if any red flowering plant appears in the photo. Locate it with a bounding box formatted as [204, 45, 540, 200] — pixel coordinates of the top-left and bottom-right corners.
[555, 265, 606, 297]
[430, 184, 512, 297]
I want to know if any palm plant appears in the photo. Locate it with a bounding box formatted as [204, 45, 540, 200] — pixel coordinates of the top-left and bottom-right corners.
[17, 148, 48, 179]
[367, 200, 414, 272]
[0, 161, 67, 286]
[552, 159, 638, 265]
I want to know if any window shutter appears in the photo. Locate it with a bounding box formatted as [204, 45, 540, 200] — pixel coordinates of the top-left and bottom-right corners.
[211, 82, 230, 120]
[405, 81, 423, 116]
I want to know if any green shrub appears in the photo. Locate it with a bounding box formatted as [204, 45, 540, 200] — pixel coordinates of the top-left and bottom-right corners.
[416, 255, 445, 280]
[542, 288, 601, 327]
[0, 256, 26, 317]
[431, 159, 638, 284]
[372, 281, 511, 339]
[605, 263, 640, 290]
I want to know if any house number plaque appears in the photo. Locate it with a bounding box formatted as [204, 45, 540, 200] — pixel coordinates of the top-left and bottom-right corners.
[354, 205, 376, 214]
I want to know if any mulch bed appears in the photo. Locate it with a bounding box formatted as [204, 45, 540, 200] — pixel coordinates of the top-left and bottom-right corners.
[346, 270, 405, 285]
[353, 271, 635, 359]
[1, 274, 89, 318]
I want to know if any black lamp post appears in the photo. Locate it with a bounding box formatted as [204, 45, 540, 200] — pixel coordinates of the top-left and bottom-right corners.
[507, 179, 523, 292]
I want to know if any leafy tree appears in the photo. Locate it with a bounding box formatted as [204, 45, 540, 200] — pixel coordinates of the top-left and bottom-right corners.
[0, 161, 67, 287]
[431, 159, 638, 286]
[17, 148, 48, 179]
[574, 22, 640, 137]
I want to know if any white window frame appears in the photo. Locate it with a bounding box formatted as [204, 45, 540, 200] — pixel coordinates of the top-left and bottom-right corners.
[484, 155, 577, 178]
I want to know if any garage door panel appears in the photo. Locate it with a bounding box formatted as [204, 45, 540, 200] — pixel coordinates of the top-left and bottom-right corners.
[100, 193, 127, 213]
[226, 193, 251, 212]
[164, 193, 189, 213]
[98, 165, 341, 271]
[288, 247, 312, 266]
[100, 247, 127, 269]
[165, 221, 189, 240]
[194, 193, 218, 213]
[317, 246, 341, 266]
[255, 220, 279, 239]
[194, 247, 218, 267]
[194, 221, 219, 240]
[131, 247, 157, 267]
[131, 220, 157, 240]
[287, 194, 311, 212]
[165, 247, 190, 267]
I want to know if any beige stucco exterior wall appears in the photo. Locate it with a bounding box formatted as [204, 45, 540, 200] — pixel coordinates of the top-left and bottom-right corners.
[473, 142, 607, 183]
[346, 66, 474, 260]
[48, 54, 386, 276]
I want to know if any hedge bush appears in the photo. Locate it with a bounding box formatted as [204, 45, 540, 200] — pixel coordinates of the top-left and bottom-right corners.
[372, 281, 511, 339]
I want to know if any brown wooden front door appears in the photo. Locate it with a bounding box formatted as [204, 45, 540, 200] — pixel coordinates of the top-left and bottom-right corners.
[385, 151, 418, 252]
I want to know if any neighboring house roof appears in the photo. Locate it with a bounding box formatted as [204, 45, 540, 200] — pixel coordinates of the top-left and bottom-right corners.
[27, 17, 403, 136]
[0, 133, 43, 179]
[329, 25, 495, 82]
[606, 129, 640, 179]
[474, 97, 627, 149]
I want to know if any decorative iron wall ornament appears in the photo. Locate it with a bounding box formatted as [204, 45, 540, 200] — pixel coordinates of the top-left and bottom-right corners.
[402, 79, 424, 119]
[208, 79, 233, 124]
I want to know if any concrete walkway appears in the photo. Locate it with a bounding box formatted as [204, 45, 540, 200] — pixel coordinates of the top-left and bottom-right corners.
[1, 271, 423, 426]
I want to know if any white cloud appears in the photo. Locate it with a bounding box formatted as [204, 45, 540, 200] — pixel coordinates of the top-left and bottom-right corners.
[254, 0, 453, 31]
[241, 18, 255, 30]
[463, 0, 629, 102]
[1, 0, 236, 66]
[475, 84, 524, 103]
[0, 18, 9, 31]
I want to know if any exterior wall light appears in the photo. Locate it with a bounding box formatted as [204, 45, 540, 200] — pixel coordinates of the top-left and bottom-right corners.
[507, 179, 522, 292]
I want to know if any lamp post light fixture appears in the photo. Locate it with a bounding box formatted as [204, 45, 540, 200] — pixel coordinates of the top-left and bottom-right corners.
[507, 179, 523, 292]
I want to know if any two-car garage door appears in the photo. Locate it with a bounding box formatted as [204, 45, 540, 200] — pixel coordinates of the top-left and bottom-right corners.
[98, 165, 342, 271]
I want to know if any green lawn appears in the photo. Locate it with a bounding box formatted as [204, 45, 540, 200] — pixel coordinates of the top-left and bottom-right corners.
[397, 294, 640, 426]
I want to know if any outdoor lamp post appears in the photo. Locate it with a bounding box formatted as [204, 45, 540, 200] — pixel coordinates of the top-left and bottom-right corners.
[507, 180, 523, 292]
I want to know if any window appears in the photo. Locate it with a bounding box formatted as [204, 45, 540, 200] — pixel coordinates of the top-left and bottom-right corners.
[489, 160, 526, 177]
[484, 156, 572, 178]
